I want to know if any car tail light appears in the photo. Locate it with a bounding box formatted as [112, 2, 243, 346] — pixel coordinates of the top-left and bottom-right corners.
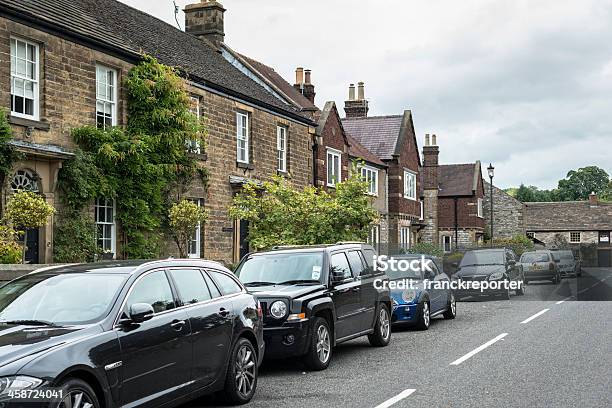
[257, 301, 263, 318]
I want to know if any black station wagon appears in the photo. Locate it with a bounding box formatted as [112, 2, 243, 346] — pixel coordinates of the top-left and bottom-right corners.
[235, 243, 391, 370]
[0, 260, 264, 407]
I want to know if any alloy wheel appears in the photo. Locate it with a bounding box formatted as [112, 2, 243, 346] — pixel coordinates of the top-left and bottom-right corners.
[379, 307, 390, 340]
[316, 324, 331, 363]
[235, 345, 256, 398]
[57, 391, 94, 408]
[423, 302, 430, 327]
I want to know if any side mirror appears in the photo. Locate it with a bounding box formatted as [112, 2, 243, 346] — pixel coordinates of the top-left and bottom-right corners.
[330, 268, 348, 284]
[128, 303, 155, 324]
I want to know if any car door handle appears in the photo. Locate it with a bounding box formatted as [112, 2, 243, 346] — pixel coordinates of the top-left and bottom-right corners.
[337, 288, 351, 294]
[170, 320, 186, 330]
[219, 308, 231, 317]
[352, 287, 361, 292]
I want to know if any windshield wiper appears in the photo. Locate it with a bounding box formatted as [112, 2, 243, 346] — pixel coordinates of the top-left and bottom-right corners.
[276, 280, 319, 285]
[243, 282, 277, 287]
[0, 319, 58, 327]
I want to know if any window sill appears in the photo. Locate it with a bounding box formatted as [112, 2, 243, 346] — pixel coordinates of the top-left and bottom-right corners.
[327, 183, 336, 189]
[277, 170, 289, 177]
[188, 152, 208, 161]
[237, 162, 254, 170]
[404, 196, 417, 201]
[9, 116, 50, 131]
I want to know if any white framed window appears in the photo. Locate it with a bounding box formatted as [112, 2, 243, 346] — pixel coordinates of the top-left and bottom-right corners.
[236, 111, 249, 163]
[400, 227, 411, 251]
[187, 96, 201, 153]
[10, 37, 39, 120]
[327, 149, 341, 187]
[419, 200, 424, 220]
[367, 225, 380, 250]
[442, 235, 452, 253]
[277, 125, 287, 172]
[188, 199, 202, 258]
[95, 198, 116, 256]
[570, 232, 581, 243]
[96, 64, 117, 129]
[477, 198, 484, 218]
[404, 170, 417, 200]
[360, 166, 378, 196]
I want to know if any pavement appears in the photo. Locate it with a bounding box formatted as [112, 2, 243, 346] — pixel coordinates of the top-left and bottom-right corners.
[182, 267, 612, 408]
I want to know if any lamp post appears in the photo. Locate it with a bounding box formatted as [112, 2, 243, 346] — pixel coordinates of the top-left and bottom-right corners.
[487, 163, 495, 247]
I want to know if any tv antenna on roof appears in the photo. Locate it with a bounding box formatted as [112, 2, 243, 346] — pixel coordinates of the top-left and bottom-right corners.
[173, 1, 181, 30]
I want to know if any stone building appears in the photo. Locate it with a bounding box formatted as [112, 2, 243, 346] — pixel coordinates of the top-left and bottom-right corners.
[419, 135, 485, 252]
[0, 0, 315, 264]
[483, 181, 525, 240]
[342, 87, 422, 252]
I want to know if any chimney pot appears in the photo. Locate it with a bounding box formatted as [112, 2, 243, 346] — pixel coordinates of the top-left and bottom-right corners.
[304, 69, 312, 85]
[432, 134, 437, 146]
[589, 192, 598, 206]
[295, 67, 304, 85]
[348, 84, 356, 101]
[357, 81, 365, 100]
[425, 134, 430, 146]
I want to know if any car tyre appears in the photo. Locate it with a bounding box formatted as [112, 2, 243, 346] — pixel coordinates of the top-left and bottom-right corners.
[56, 378, 100, 408]
[416, 300, 431, 330]
[220, 337, 258, 405]
[516, 276, 525, 296]
[368, 304, 391, 346]
[302, 317, 332, 371]
[443, 292, 457, 319]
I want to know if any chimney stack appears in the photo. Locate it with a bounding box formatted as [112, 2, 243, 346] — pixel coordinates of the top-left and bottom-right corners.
[423, 134, 440, 189]
[344, 82, 369, 118]
[422, 134, 440, 246]
[184, 0, 226, 50]
[293, 67, 316, 104]
[589, 192, 599, 206]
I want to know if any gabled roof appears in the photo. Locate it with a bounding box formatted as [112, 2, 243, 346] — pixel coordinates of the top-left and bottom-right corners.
[0, 0, 312, 124]
[235, 53, 318, 111]
[438, 162, 482, 197]
[341, 115, 403, 160]
[524, 201, 612, 231]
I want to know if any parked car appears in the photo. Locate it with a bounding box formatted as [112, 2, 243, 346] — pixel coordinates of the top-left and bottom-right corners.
[519, 250, 561, 284]
[551, 250, 582, 277]
[453, 248, 525, 299]
[388, 254, 456, 330]
[0, 260, 264, 408]
[235, 243, 391, 371]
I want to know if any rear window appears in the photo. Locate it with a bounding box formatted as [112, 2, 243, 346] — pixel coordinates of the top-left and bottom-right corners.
[520, 253, 550, 263]
[555, 251, 574, 260]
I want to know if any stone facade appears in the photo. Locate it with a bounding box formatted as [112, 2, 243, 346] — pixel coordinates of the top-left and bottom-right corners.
[483, 181, 525, 239]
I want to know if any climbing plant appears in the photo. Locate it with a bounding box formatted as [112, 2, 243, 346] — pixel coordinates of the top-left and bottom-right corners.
[0, 108, 23, 208]
[56, 55, 208, 259]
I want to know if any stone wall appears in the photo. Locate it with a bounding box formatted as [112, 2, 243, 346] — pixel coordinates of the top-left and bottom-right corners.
[483, 181, 525, 239]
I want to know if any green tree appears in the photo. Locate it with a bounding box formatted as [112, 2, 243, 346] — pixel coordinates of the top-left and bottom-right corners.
[4, 191, 56, 263]
[0, 225, 21, 264]
[515, 184, 557, 202]
[168, 200, 209, 258]
[230, 174, 379, 250]
[0, 109, 22, 211]
[557, 166, 610, 201]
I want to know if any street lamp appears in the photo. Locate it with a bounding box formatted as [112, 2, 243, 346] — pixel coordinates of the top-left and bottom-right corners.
[487, 163, 495, 247]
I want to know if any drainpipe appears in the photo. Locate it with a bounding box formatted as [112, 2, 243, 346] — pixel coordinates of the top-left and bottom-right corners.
[312, 138, 318, 186]
[454, 197, 459, 250]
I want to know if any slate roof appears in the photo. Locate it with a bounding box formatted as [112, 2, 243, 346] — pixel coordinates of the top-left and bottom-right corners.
[341, 115, 403, 160]
[237, 53, 318, 111]
[347, 135, 386, 167]
[0, 0, 311, 123]
[438, 163, 481, 197]
[524, 201, 612, 231]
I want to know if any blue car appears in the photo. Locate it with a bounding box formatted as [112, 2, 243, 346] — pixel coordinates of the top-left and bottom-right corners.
[388, 254, 456, 330]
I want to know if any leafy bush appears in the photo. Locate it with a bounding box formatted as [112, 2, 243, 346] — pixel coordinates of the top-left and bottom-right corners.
[168, 200, 209, 258]
[0, 226, 21, 264]
[54, 211, 100, 263]
[490, 234, 534, 256]
[407, 242, 444, 257]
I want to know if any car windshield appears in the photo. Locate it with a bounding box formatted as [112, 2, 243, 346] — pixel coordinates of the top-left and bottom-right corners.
[385, 257, 423, 280]
[236, 252, 324, 285]
[460, 251, 505, 267]
[520, 253, 550, 263]
[0, 273, 127, 325]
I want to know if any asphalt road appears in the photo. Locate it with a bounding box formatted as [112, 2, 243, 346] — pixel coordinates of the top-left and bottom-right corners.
[183, 267, 612, 408]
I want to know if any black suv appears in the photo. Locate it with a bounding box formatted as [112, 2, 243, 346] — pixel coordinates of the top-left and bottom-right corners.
[0, 260, 263, 407]
[235, 243, 391, 370]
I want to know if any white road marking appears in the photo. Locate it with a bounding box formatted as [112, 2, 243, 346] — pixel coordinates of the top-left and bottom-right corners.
[449, 333, 508, 366]
[374, 389, 416, 408]
[521, 308, 550, 324]
[556, 300, 565, 304]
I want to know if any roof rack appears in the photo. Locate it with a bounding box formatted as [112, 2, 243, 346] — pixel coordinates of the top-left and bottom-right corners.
[335, 241, 365, 245]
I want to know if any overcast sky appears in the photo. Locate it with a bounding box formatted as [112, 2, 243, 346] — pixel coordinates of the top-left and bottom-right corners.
[120, 0, 612, 189]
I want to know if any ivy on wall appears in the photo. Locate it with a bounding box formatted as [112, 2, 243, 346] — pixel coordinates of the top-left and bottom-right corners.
[55, 55, 208, 261]
[0, 109, 23, 210]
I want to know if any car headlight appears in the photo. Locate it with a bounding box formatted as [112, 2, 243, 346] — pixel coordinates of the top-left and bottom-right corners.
[269, 300, 288, 319]
[0, 376, 43, 396]
[489, 271, 505, 280]
[402, 289, 417, 303]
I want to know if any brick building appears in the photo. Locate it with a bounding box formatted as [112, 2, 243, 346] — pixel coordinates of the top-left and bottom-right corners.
[342, 86, 422, 252]
[0, 0, 315, 264]
[420, 135, 485, 252]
